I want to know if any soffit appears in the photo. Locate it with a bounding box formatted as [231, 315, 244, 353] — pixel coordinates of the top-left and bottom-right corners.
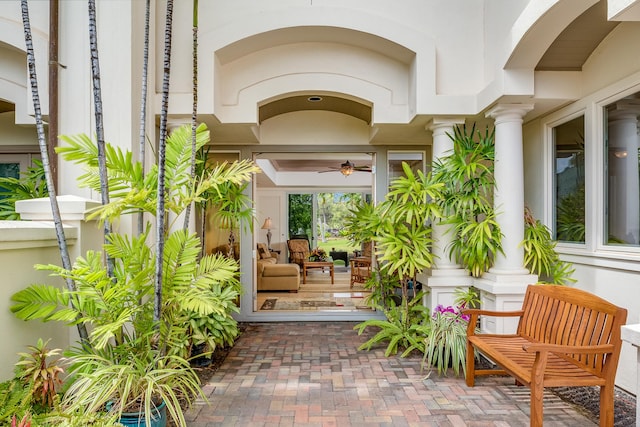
[0, 100, 14, 114]
[536, 1, 619, 71]
[259, 95, 371, 124]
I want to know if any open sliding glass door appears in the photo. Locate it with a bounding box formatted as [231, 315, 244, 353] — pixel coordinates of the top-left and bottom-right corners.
[287, 193, 316, 249]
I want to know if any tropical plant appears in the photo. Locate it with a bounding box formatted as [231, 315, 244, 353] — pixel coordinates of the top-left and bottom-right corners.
[0, 160, 48, 219]
[433, 124, 502, 277]
[423, 304, 473, 377]
[355, 295, 431, 357]
[0, 378, 31, 425]
[422, 287, 480, 377]
[14, 339, 65, 410]
[353, 163, 443, 356]
[210, 179, 254, 260]
[11, 124, 258, 427]
[522, 208, 576, 285]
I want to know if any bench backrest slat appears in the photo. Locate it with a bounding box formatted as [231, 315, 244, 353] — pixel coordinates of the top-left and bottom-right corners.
[517, 284, 627, 378]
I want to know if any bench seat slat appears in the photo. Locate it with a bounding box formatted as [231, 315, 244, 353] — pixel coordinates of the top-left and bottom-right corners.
[469, 335, 607, 387]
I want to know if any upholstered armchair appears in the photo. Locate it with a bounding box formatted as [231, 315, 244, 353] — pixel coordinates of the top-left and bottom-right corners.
[287, 238, 310, 267]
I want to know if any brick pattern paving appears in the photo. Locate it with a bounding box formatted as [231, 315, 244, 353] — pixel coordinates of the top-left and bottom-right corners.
[186, 322, 596, 426]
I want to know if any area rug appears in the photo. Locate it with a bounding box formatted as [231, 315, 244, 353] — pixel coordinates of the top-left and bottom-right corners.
[259, 298, 370, 311]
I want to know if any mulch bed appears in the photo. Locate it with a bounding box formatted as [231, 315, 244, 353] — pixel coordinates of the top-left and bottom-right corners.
[551, 385, 636, 426]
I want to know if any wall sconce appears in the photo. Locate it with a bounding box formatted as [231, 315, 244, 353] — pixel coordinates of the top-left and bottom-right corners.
[340, 161, 355, 176]
[614, 150, 628, 159]
[261, 217, 273, 250]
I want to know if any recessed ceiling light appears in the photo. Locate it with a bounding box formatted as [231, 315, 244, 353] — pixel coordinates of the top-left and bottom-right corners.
[307, 96, 323, 102]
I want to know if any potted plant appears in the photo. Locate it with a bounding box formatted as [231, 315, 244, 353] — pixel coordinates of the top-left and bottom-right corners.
[10, 124, 258, 427]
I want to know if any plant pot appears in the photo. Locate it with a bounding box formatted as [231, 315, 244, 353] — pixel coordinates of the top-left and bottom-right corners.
[118, 400, 167, 427]
[191, 343, 212, 368]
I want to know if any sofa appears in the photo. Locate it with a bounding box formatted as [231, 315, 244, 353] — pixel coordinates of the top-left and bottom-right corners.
[257, 243, 300, 292]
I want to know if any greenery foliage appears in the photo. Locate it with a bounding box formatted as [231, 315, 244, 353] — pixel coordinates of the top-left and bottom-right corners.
[522, 208, 576, 285]
[10, 124, 257, 427]
[0, 160, 48, 219]
[351, 163, 442, 356]
[556, 187, 586, 242]
[288, 193, 313, 237]
[14, 339, 64, 410]
[423, 288, 480, 377]
[354, 294, 431, 357]
[433, 124, 502, 277]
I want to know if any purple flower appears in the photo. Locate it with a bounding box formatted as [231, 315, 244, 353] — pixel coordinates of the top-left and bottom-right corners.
[432, 304, 470, 323]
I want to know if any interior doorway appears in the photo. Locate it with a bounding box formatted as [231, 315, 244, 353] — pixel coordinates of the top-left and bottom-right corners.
[254, 151, 375, 314]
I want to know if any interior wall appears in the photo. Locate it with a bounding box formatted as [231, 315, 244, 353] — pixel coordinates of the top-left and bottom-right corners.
[256, 191, 286, 263]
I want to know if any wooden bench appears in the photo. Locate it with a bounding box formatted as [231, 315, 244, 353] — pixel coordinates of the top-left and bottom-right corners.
[463, 284, 627, 427]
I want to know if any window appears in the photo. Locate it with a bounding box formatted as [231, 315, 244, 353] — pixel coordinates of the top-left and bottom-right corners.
[604, 95, 640, 246]
[387, 151, 425, 189]
[553, 116, 585, 243]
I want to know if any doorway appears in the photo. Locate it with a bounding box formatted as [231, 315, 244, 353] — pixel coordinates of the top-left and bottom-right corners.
[254, 152, 375, 314]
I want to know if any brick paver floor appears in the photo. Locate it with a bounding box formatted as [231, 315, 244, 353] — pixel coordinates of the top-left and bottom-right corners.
[185, 322, 596, 426]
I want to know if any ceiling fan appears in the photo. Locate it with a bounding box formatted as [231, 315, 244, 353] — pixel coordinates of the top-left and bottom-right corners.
[319, 160, 373, 176]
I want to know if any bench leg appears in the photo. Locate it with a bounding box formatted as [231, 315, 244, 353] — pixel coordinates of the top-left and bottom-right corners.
[465, 341, 475, 387]
[530, 383, 544, 427]
[599, 384, 614, 427]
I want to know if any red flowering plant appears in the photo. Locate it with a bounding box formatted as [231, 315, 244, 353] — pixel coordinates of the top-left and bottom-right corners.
[423, 287, 480, 377]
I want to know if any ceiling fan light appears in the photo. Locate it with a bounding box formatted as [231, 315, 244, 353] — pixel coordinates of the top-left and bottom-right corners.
[340, 161, 354, 176]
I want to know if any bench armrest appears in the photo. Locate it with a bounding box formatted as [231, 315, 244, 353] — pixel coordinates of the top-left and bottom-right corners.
[462, 309, 525, 336]
[522, 343, 615, 355]
[461, 308, 525, 317]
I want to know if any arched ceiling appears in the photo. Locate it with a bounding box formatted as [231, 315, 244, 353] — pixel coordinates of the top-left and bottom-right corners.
[536, 0, 619, 71]
[259, 94, 371, 124]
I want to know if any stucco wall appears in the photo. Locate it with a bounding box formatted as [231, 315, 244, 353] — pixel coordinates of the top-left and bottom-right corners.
[0, 222, 77, 382]
[523, 19, 640, 396]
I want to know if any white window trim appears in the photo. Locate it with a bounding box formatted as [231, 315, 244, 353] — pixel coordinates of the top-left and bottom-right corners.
[541, 73, 640, 261]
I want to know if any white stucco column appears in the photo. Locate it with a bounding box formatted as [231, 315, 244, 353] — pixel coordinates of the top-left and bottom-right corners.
[420, 118, 471, 310]
[474, 104, 537, 334]
[487, 104, 532, 274]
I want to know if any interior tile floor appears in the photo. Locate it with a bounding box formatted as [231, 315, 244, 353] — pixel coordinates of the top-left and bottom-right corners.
[256, 269, 373, 312]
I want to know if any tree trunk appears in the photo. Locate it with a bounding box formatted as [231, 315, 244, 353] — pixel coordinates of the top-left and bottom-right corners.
[183, 0, 199, 230]
[88, 0, 114, 277]
[155, 0, 174, 330]
[137, 0, 151, 236]
[20, 0, 89, 343]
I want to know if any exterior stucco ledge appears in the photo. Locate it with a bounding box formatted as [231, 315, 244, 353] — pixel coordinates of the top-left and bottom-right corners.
[16, 195, 101, 221]
[472, 273, 537, 295]
[622, 324, 640, 348]
[0, 221, 77, 250]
